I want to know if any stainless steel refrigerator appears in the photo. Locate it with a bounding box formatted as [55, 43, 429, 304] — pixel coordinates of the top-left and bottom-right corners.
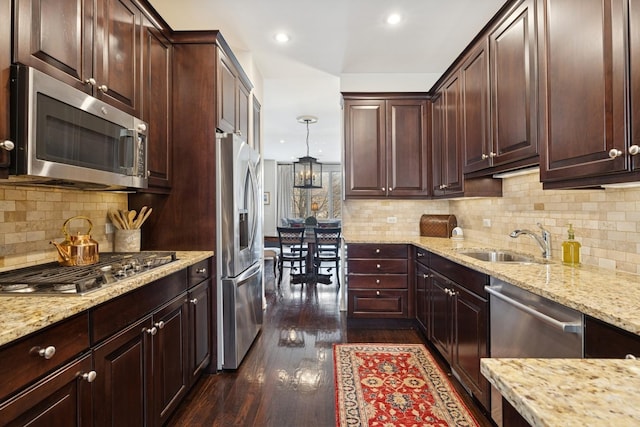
[216, 133, 263, 370]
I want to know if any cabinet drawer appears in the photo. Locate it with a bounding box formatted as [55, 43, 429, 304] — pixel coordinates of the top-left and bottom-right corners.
[431, 253, 488, 296]
[348, 244, 408, 259]
[0, 313, 89, 400]
[415, 247, 430, 266]
[348, 290, 408, 318]
[348, 259, 407, 274]
[91, 269, 187, 344]
[188, 258, 212, 288]
[347, 274, 407, 289]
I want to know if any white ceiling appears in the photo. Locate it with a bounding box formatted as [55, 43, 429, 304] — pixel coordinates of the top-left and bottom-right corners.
[148, 0, 508, 163]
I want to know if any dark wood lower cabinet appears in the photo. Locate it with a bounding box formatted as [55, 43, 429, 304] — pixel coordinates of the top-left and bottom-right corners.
[0, 353, 93, 427]
[584, 315, 640, 358]
[93, 316, 153, 427]
[188, 279, 212, 382]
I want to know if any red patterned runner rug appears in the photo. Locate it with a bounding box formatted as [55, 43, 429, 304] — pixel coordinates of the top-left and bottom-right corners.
[334, 343, 480, 427]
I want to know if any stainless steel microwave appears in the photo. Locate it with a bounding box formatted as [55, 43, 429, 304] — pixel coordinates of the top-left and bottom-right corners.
[9, 65, 148, 189]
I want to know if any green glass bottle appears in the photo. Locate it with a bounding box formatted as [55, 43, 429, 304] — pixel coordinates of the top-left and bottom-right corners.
[562, 224, 581, 265]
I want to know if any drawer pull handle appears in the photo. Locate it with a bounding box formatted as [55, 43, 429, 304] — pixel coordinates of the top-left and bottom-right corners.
[376, 290, 380, 296]
[154, 321, 165, 330]
[190, 298, 199, 305]
[81, 371, 97, 383]
[196, 268, 207, 274]
[35, 346, 56, 360]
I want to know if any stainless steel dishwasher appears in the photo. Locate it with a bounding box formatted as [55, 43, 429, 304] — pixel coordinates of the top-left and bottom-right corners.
[486, 277, 584, 426]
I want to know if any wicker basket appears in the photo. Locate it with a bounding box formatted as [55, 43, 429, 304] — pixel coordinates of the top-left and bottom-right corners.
[419, 214, 457, 238]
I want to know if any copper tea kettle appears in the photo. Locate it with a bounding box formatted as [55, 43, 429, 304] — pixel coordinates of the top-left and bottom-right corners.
[50, 216, 99, 266]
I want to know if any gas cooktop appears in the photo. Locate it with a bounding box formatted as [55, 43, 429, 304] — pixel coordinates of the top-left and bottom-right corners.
[0, 252, 177, 296]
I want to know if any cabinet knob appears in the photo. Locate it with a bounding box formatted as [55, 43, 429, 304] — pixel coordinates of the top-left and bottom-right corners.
[137, 123, 148, 133]
[481, 153, 489, 160]
[235, 131, 243, 137]
[388, 187, 393, 192]
[85, 77, 96, 86]
[489, 152, 497, 158]
[376, 279, 380, 284]
[196, 268, 207, 275]
[625, 354, 637, 360]
[154, 321, 165, 330]
[81, 371, 97, 383]
[381, 187, 386, 191]
[0, 140, 15, 151]
[375, 249, 380, 254]
[190, 298, 198, 305]
[609, 148, 623, 158]
[146, 327, 158, 336]
[98, 84, 109, 93]
[376, 290, 380, 296]
[629, 145, 640, 156]
[417, 252, 424, 258]
[34, 346, 56, 360]
[376, 264, 381, 269]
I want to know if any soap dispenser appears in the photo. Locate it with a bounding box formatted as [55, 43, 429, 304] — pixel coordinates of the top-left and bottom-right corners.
[562, 224, 581, 265]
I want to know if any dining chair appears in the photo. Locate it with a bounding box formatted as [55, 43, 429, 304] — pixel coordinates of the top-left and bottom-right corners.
[312, 227, 341, 287]
[276, 226, 308, 285]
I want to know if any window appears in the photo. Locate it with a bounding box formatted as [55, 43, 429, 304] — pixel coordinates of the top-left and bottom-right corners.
[292, 165, 342, 219]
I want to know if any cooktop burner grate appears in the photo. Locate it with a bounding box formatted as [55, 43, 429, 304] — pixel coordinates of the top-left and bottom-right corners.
[0, 252, 177, 296]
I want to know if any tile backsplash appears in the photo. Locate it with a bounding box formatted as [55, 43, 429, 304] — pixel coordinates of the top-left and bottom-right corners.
[343, 170, 640, 275]
[0, 184, 127, 270]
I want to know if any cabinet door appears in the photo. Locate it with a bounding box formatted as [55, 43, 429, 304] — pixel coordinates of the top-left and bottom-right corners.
[143, 18, 172, 190]
[153, 295, 189, 426]
[188, 279, 212, 384]
[252, 97, 261, 150]
[452, 283, 489, 410]
[539, 0, 627, 183]
[0, 354, 93, 427]
[386, 99, 430, 197]
[415, 262, 430, 333]
[434, 73, 463, 197]
[237, 82, 250, 141]
[631, 0, 640, 171]
[218, 51, 237, 134]
[344, 99, 387, 197]
[490, 0, 538, 167]
[430, 271, 452, 362]
[461, 40, 491, 174]
[93, 316, 153, 427]
[95, 0, 142, 116]
[585, 316, 640, 358]
[13, 0, 93, 92]
[1, 0, 12, 174]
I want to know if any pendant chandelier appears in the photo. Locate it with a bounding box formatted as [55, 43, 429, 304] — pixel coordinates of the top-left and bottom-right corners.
[293, 115, 322, 189]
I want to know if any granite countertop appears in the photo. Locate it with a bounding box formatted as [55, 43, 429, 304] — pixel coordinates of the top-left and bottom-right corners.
[346, 235, 640, 336]
[0, 251, 213, 348]
[481, 358, 640, 427]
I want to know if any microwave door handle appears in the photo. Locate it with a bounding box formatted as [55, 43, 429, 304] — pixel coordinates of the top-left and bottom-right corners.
[119, 129, 134, 175]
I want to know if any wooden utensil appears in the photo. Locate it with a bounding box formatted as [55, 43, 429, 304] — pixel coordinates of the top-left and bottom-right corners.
[137, 207, 153, 228]
[119, 210, 129, 229]
[134, 206, 148, 228]
[109, 210, 126, 230]
[127, 210, 137, 229]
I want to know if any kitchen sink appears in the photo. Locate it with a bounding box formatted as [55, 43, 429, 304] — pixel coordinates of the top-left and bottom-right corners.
[457, 249, 548, 264]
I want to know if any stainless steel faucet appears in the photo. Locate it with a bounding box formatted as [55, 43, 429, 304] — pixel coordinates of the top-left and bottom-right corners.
[509, 223, 552, 260]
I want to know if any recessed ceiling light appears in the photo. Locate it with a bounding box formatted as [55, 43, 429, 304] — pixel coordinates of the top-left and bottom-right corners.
[280, 139, 285, 144]
[274, 33, 290, 43]
[386, 13, 402, 25]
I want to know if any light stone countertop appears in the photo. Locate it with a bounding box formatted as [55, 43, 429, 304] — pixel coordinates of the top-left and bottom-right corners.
[346, 235, 640, 336]
[0, 251, 213, 348]
[481, 358, 640, 427]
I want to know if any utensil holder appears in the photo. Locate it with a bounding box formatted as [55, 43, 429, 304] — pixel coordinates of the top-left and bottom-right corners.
[114, 229, 141, 252]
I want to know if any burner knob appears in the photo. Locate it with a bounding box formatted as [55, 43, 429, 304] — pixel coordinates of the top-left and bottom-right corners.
[81, 371, 97, 382]
[36, 346, 56, 359]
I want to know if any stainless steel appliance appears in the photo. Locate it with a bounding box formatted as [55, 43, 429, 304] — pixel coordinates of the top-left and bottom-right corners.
[216, 132, 263, 370]
[486, 277, 583, 426]
[0, 252, 176, 296]
[9, 65, 148, 189]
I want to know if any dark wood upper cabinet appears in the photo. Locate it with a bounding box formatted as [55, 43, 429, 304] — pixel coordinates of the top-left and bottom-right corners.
[432, 74, 463, 197]
[0, 0, 10, 175]
[489, 0, 538, 169]
[461, 40, 491, 175]
[14, 0, 142, 116]
[142, 17, 172, 190]
[217, 48, 252, 141]
[538, 0, 628, 185]
[252, 96, 261, 151]
[343, 94, 430, 198]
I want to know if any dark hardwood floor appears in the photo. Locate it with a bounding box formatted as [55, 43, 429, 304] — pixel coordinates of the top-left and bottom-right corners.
[167, 260, 493, 426]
